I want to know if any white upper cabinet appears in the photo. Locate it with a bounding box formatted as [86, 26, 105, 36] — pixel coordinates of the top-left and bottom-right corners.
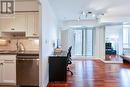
[0, 13, 27, 32]
[0, 12, 39, 37]
[26, 12, 39, 37]
[14, 13, 27, 32]
[0, 18, 14, 31]
[34, 12, 39, 37]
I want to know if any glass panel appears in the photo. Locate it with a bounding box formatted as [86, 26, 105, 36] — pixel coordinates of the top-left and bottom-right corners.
[73, 29, 93, 56]
[123, 27, 129, 48]
[86, 29, 93, 56]
[74, 30, 82, 55]
[123, 24, 130, 55]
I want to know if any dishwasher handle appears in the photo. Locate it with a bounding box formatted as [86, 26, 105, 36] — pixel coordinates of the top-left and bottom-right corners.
[17, 59, 39, 61]
[4, 60, 15, 63]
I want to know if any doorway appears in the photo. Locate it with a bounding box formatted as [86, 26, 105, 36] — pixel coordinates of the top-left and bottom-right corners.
[105, 25, 123, 62]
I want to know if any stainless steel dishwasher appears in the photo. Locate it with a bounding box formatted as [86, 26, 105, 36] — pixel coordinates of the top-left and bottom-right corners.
[16, 54, 39, 87]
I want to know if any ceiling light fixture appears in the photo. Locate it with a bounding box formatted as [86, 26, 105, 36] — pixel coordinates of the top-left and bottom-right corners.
[78, 11, 104, 21]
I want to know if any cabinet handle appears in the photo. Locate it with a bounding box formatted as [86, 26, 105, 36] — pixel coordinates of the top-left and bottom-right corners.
[11, 28, 15, 30]
[0, 63, 3, 65]
[17, 59, 39, 61]
[4, 60, 14, 61]
[4, 60, 15, 63]
[33, 33, 38, 35]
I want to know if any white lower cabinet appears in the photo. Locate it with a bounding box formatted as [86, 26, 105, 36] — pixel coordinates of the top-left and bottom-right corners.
[0, 61, 3, 83]
[0, 55, 16, 85]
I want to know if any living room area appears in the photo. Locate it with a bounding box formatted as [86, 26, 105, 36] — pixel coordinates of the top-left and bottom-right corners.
[105, 23, 130, 63]
[42, 0, 130, 87]
[60, 24, 129, 63]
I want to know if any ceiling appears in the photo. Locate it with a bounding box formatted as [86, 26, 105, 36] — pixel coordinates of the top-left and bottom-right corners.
[48, 0, 130, 22]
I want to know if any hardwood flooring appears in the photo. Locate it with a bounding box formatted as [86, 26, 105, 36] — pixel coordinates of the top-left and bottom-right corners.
[47, 60, 130, 87]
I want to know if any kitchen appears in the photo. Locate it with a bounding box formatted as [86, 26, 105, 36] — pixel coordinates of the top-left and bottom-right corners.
[0, 0, 40, 87]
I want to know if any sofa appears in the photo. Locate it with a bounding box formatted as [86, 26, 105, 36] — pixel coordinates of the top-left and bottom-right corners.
[120, 55, 130, 63]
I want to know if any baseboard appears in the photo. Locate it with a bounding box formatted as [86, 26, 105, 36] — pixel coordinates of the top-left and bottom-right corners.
[103, 61, 123, 63]
[72, 56, 104, 61]
[72, 56, 99, 59]
[41, 76, 48, 87]
[72, 56, 123, 64]
[100, 58, 123, 64]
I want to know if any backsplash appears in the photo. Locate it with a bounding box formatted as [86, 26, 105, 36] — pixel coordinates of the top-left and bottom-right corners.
[0, 38, 39, 51]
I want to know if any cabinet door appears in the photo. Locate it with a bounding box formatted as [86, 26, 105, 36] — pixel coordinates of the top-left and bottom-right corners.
[2, 60, 16, 84]
[26, 12, 39, 37]
[26, 13, 35, 37]
[14, 14, 27, 32]
[0, 14, 27, 32]
[34, 12, 39, 37]
[49, 57, 67, 82]
[0, 18, 14, 31]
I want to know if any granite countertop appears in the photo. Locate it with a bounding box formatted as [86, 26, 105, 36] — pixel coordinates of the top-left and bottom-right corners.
[0, 50, 17, 55]
[0, 50, 39, 56]
[17, 51, 39, 56]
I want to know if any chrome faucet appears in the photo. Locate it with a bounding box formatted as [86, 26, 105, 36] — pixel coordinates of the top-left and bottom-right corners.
[16, 40, 25, 52]
[18, 42, 25, 52]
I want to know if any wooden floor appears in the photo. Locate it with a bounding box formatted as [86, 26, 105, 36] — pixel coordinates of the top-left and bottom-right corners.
[0, 85, 16, 87]
[47, 60, 130, 87]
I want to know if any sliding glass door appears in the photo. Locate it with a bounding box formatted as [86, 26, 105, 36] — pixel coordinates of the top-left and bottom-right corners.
[74, 30, 83, 55]
[86, 29, 93, 56]
[73, 28, 93, 56]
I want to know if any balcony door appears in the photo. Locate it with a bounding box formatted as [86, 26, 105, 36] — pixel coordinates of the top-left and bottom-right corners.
[73, 28, 93, 56]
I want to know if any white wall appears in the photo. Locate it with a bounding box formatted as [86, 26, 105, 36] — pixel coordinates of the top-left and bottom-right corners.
[61, 29, 73, 51]
[40, 0, 57, 87]
[93, 26, 105, 59]
[61, 30, 69, 51]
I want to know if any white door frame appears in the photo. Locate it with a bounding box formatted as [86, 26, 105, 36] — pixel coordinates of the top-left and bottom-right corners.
[38, 0, 42, 87]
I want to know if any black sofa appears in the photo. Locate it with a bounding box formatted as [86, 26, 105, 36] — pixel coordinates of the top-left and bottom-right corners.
[120, 55, 130, 63]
